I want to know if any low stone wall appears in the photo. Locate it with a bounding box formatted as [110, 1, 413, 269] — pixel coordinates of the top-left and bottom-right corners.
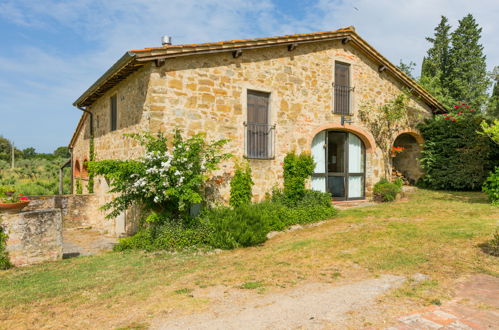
[1, 209, 63, 266]
[26, 195, 138, 237]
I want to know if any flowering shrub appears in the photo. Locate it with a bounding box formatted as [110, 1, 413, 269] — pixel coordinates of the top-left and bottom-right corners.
[89, 130, 231, 221]
[417, 103, 499, 190]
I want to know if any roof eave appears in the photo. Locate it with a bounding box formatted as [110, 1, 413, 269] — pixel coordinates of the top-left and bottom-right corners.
[73, 51, 138, 108]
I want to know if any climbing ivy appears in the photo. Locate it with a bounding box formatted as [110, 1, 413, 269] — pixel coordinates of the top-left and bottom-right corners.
[358, 92, 415, 176]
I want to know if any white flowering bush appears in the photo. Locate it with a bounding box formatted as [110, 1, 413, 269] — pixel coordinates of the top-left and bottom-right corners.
[88, 130, 231, 221]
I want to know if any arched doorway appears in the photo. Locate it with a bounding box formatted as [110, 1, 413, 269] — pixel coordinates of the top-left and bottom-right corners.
[74, 159, 81, 178]
[392, 133, 423, 184]
[311, 130, 366, 200]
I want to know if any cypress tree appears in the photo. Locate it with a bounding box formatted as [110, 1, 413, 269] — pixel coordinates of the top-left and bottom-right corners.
[446, 14, 490, 110]
[421, 16, 451, 80]
[420, 16, 454, 109]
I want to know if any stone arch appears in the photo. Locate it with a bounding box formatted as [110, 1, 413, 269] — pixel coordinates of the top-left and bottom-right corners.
[392, 132, 424, 184]
[309, 123, 375, 153]
[81, 158, 89, 179]
[74, 159, 81, 178]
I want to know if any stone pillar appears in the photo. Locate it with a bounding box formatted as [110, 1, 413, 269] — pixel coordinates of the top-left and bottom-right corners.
[1, 209, 63, 266]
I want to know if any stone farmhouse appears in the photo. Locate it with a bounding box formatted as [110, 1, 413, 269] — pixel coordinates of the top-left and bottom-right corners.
[69, 27, 444, 235]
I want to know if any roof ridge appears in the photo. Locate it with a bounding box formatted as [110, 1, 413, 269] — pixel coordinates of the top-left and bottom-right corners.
[129, 27, 354, 53]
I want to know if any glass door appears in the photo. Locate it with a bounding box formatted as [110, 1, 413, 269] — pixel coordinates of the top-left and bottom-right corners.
[311, 131, 365, 200]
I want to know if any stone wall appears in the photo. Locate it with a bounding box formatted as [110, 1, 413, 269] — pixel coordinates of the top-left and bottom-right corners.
[71, 38, 433, 217]
[1, 209, 63, 266]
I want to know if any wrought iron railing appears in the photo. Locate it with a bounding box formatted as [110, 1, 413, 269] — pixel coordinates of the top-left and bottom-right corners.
[333, 84, 354, 115]
[244, 122, 275, 159]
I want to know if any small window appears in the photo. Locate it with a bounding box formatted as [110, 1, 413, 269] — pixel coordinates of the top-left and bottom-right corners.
[333, 62, 352, 115]
[245, 90, 274, 159]
[110, 95, 117, 131]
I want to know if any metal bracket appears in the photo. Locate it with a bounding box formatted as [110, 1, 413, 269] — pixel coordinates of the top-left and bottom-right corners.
[288, 43, 297, 51]
[232, 49, 242, 58]
[341, 116, 354, 126]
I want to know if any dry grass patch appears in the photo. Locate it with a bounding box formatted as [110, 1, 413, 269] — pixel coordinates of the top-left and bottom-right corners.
[0, 189, 497, 328]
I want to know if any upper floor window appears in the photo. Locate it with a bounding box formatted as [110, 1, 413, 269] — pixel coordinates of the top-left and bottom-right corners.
[245, 90, 275, 159]
[333, 62, 353, 115]
[110, 95, 117, 131]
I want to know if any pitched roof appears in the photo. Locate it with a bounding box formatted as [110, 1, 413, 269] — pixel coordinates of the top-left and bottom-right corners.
[72, 26, 445, 118]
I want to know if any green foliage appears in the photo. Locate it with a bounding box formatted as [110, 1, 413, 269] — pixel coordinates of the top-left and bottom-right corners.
[373, 178, 402, 202]
[53, 146, 70, 159]
[114, 220, 212, 252]
[229, 162, 254, 208]
[480, 120, 499, 144]
[359, 92, 410, 176]
[87, 138, 95, 194]
[0, 220, 11, 270]
[88, 130, 231, 219]
[203, 205, 270, 249]
[22, 148, 36, 159]
[75, 178, 83, 195]
[421, 16, 451, 86]
[117, 189, 336, 252]
[446, 14, 490, 110]
[0, 157, 71, 195]
[397, 60, 416, 79]
[283, 151, 315, 203]
[480, 229, 499, 256]
[482, 167, 499, 205]
[417, 110, 499, 190]
[488, 81, 499, 118]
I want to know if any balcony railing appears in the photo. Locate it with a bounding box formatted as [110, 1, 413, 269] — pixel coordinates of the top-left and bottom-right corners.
[244, 122, 275, 159]
[333, 84, 354, 115]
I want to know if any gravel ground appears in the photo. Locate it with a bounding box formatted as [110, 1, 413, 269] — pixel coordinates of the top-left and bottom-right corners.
[151, 274, 406, 330]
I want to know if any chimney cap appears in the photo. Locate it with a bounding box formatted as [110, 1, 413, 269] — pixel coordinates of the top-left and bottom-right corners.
[161, 35, 172, 46]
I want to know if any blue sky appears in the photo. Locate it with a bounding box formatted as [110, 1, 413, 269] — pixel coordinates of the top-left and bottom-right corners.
[1, 0, 498, 153]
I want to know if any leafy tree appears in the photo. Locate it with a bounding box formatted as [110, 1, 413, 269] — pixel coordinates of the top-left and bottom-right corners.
[487, 67, 499, 118]
[22, 147, 36, 159]
[53, 146, 70, 159]
[446, 14, 490, 110]
[0, 136, 10, 162]
[397, 60, 416, 79]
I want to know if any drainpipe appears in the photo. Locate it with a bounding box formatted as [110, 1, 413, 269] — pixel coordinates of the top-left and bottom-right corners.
[59, 157, 71, 195]
[76, 106, 93, 137]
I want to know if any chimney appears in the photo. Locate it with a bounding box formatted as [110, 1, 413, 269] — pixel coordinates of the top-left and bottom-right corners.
[161, 35, 172, 46]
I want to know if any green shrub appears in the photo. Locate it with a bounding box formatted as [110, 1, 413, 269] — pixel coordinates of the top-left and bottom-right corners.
[0, 223, 11, 270]
[229, 162, 254, 208]
[75, 178, 83, 194]
[373, 178, 402, 202]
[203, 205, 270, 249]
[114, 220, 212, 252]
[417, 111, 499, 190]
[480, 229, 499, 257]
[482, 167, 499, 205]
[283, 151, 315, 203]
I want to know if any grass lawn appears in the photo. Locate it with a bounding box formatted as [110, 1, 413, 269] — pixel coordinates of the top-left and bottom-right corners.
[0, 189, 498, 328]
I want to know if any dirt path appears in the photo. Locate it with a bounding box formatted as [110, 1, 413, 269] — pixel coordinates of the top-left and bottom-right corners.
[151, 275, 406, 329]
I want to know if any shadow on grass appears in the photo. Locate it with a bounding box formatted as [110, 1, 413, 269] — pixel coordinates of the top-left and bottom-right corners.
[427, 190, 490, 204]
[478, 231, 499, 257]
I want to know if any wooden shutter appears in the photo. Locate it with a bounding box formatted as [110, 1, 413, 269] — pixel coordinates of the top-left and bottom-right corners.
[334, 62, 351, 115]
[246, 90, 270, 158]
[110, 95, 117, 131]
[247, 90, 269, 124]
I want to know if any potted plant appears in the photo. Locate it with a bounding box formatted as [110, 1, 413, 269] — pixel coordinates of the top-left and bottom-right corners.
[390, 146, 405, 157]
[0, 190, 30, 213]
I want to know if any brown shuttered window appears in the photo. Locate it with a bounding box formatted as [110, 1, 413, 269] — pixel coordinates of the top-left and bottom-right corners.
[110, 95, 117, 131]
[245, 90, 274, 159]
[334, 62, 352, 115]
